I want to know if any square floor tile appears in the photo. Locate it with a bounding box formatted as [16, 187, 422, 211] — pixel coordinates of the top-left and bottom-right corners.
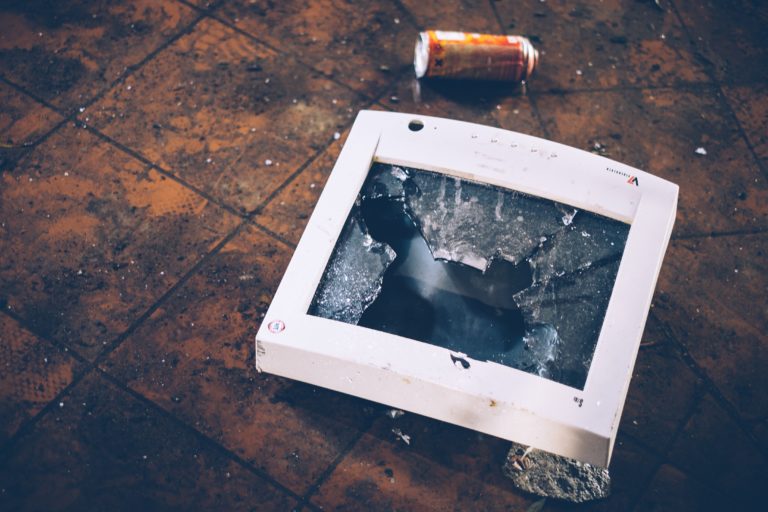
[0, 314, 83, 444]
[400, 0, 502, 32]
[0, 125, 240, 360]
[215, 1, 414, 98]
[667, 394, 767, 504]
[674, 0, 768, 83]
[493, 0, 709, 91]
[723, 84, 768, 167]
[0, 0, 198, 112]
[654, 234, 768, 420]
[89, 17, 367, 213]
[312, 413, 535, 511]
[102, 225, 376, 495]
[254, 132, 345, 246]
[634, 464, 730, 512]
[535, 88, 768, 236]
[0, 372, 296, 510]
[619, 314, 702, 449]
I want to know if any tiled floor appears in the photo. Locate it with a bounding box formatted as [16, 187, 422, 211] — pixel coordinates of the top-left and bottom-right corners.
[1, 1, 766, 510]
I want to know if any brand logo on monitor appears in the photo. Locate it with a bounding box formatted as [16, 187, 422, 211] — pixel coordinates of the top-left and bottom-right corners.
[605, 167, 639, 186]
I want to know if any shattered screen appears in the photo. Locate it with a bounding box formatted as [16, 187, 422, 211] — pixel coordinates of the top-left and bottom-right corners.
[308, 163, 630, 389]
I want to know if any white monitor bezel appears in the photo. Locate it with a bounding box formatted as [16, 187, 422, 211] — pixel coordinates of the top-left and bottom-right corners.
[256, 111, 678, 467]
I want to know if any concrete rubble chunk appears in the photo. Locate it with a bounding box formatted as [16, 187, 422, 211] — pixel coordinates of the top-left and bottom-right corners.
[503, 443, 611, 503]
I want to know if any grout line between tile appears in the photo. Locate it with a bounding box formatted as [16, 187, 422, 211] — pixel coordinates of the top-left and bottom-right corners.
[666, 0, 768, 182]
[1, 11, 205, 172]
[650, 309, 768, 459]
[0, 364, 94, 458]
[0, 75, 68, 115]
[487, 4, 552, 140]
[246, 138, 341, 218]
[672, 226, 768, 240]
[204, 13, 376, 104]
[94, 368, 305, 502]
[488, 0, 507, 33]
[390, 0, 421, 30]
[294, 416, 377, 510]
[246, 70, 406, 221]
[82, 124, 245, 219]
[175, 0, 221, 14]
[1, 287, 304, 504]
[0, 308, 90, 366]
[626, 385, 707, 511]
[247, 221, 298, 249]
[93, 220, 248, 365]
[74, 14, 207, 118]
[654, 1, 768, 460]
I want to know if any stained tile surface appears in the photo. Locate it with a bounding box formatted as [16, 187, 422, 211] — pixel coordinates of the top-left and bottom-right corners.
[0, 0, 199, 112]
[0, 126, 239, 360]
[89, 17, 367, 213]
[0, 315, 82, 444]
[101, 225, 376, 495]
[1, 0, 766, 510]
[0, 372, 296, 511]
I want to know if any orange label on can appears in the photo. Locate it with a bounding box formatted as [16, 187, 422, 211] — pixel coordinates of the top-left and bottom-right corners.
[421, 30, 538, 82]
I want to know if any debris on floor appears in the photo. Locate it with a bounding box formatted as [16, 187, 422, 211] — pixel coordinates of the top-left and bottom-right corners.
[392, 428, 411, 445]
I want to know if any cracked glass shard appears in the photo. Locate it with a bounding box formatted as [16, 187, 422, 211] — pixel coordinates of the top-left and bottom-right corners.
[514, 261, 622, 388]
[308, 206, 396, 324]
[309, 163, 629, 389]
[529, 214, 629, 284]
[405, 169, 572, 270]
[361, 163, 409, 200]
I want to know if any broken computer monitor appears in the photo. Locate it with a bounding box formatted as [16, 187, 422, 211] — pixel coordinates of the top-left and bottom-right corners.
[309, 163, 629, 390]
[256, 111, 678, 467]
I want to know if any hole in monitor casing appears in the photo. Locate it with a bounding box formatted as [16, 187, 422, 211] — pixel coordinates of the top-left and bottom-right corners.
[408, 119, 424, 132]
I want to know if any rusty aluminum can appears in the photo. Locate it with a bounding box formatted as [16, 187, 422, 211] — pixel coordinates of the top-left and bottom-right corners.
[414, 30, 538, 82]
